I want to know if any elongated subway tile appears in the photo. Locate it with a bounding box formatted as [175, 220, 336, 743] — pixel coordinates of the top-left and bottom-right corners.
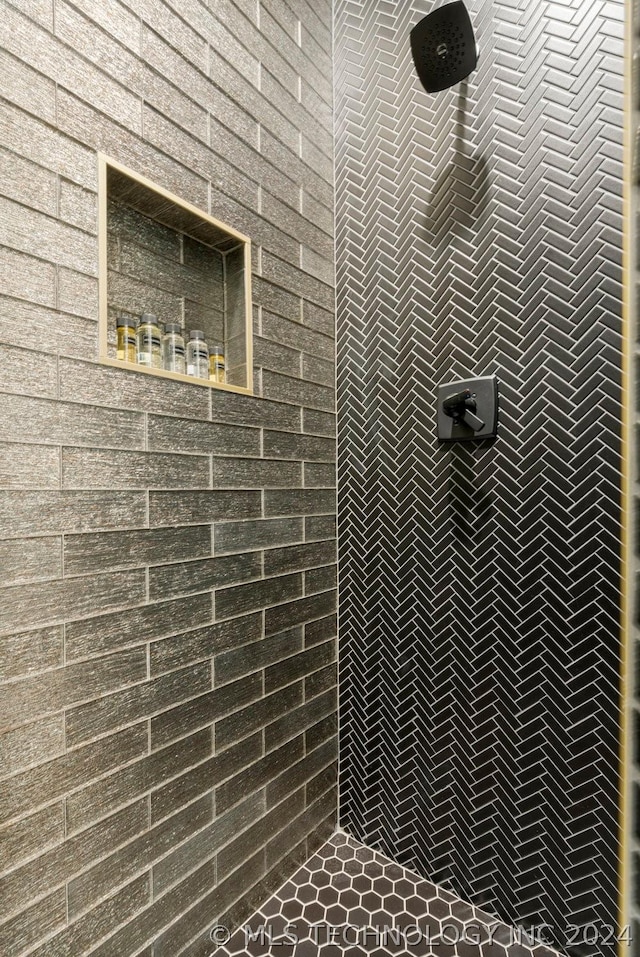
[0, 715, 65, 779]
[214, 627, 303, 686]
[0, 723, 148, 828]
[305, 661, 336, 701]
[0, 247, 55, 309]
[147, 415, 260, 456]
[215, 573, 302, 620]
[0, 803, 64, 874]
[0, 342, 58, 398]
[302, 300, 334, 337]
[0, 443, 61, 489]
[65, 662, 212, 749]
[62, 448, 210, 489]
[0, 536, 61, 584]
[0, 394, 145, 450]
[254, 335, 302, 378]
[265, 786, 336, 869]
[66, 728, 212, 834]
[263, 430, 335, 462]
[263, 540, 336, 577]
[215, 680, 303, 752]
[149, 551, 262, 600]
[0, 646, 147, 729]
[265, 687, 336, 753]
[214, 517, 303, 555]
[0, 799, 147, 924]
[212, 457, 302, 489]
[265, 590, 337, 637]
[264, 488, 336, 517]
[59, 356, 210, 419]
[0, 196, 96, 277]
[149, 489, 262, 527]
[209, 389, 300, 431]
[64, 524, 212, 575]
[305, 564, 337, 595]
[0, 46, 56, 123]
[0, 625, 63, 681]
[150, 673, 262, 750]
[261, 311, 334, 363]
[150, 612, 262, 677]
[215, 735, 305, 816]
[304, 613, 337, 648]
[264, 638, 336, 693]
[302, 407, 336, 437]
[150, 731, 262, 825]
[265, 736, 336, 809]
[217, 789, 304, 882]
[0, 490, 147, 538]
[27, 876, 151, 957]
[303, 462, 336, 488]
[305, 514, 337, 542]
[0, 890, 66, 957]
[152, 792, 264, 898]
[65, 593, 212, 660]
[67, 796, 212, 918]
[0, 569, 147, 635]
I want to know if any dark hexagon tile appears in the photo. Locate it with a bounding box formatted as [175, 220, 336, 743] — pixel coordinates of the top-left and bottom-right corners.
[506, 946, 534, 957]
[383, 863, 405, 881]
[352, 875, 372, 894]
[340, 889, 360, 909]
[490, 926, 516, 947]
[337, 843, 357, 860]
[344, 948, 368, 957]
[325, 903, 348, 925]
[295, 939, 321, 957]
[261, 897, 281, 919]
[369, 909, 388, 929]
[304, 902, 326, 923]
[311, 870, 332, 888]
[332, 871, 352, 891]
[355, 846, 375, 863]
[317, 843, 335, 859]
[383, 894, 405, 915]
[283, 899, 304, 920]
[416, 881, 438, 901]
[363, 862, 384, 878]
[361, 891, 383, 911]
[349, 906, 372, 928]
[325, 857, 343, 874]
[394, 878, 416, 899]
[345, 859, 363, 876]
[297, 884, 319, 904]
[373, 877, 393, 896]
[429, 898, 451, 920]
[481, 944, 507, 957]
[332, 832, 348, 845]
[405, 896, 429, 918]
[456, 940, 483, 957]
[317, 885, 340, 907]
[318, 947, 342, 957]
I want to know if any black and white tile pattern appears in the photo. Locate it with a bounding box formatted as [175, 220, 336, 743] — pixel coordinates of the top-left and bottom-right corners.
[215, 832, 562, 957]
[334, 1, 624, 953]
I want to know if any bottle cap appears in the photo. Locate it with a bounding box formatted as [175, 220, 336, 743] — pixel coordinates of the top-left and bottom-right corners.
[189, 329, 205, 339]
[165, 323, 182, 335]
[116, 317, 135, 327]
[211, 344, 225, 355]
[140, 313, 158, 323]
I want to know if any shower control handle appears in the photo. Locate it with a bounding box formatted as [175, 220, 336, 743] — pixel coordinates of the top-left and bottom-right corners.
[442, 389, 485, 432]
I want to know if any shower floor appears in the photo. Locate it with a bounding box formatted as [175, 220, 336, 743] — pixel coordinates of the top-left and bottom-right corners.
[216, 832, 560, 957]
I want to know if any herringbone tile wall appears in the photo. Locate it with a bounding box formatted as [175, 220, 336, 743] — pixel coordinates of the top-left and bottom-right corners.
[334, 2, 624, 954]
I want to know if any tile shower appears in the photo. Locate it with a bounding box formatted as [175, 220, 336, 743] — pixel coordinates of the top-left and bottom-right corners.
[0, 1, 629, 957]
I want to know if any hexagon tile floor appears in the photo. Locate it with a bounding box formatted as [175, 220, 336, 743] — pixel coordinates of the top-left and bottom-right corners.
[215, 831, 563, 957]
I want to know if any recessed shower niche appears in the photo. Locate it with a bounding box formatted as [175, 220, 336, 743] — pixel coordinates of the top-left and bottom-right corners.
[98, 155, 252, 393]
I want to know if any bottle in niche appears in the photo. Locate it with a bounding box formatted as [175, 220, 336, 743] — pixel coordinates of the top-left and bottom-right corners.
[137, 313, 163, 369]
[116, 316, 137, 363]
[209, 344, 225, 384]
[162, 323, 186, 374]
[186, 330, 209, 379]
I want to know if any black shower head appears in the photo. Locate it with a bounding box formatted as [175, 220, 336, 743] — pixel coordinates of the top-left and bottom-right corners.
[410, 1, 478, 93]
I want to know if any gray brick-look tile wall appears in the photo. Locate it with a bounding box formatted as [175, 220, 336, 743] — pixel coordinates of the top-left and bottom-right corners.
[0, 0, 336, 954]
